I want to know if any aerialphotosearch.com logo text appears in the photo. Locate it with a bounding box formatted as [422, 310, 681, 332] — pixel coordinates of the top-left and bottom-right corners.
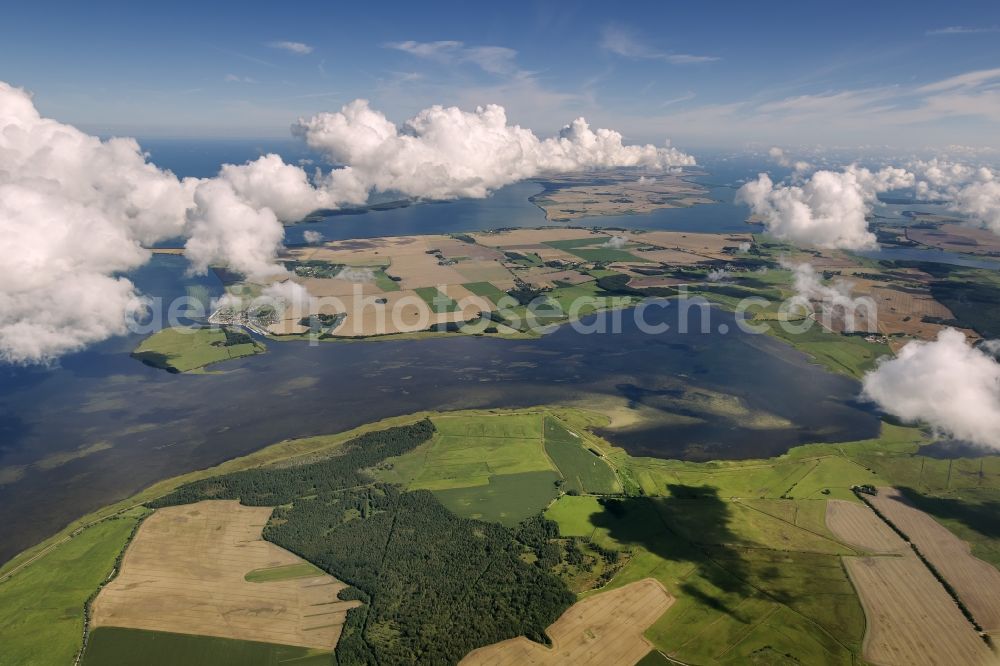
[124, 283, 880, 343]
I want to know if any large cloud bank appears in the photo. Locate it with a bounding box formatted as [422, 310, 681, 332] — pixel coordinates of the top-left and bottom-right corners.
[293, 100, 695, 200]
[738, 159, 1000, 251]
[736, 166, 913, 250]
[862, 328, 1000, 449]
[1, 82, 693, 363]
[911, 159, 1000, 232]
[1, 82, 190, 363]
[0, 81, 347, 363]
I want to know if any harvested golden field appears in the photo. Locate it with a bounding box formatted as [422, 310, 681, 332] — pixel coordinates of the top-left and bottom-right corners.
[291, 235, 421, 265]
[455, 262, 517, 285]
[518, 267, 593, 289]
[91, 500, 359, 650]
[330, 289, 467, 337]
[388, 252, 469, 288]
[845, 554, 994, 666]
[630, 248, 712, 266]
[869, 487, 1000, 632]
[290, 275, 384, 298]
[825, 499, 907, 554]
[630, 231, 753, 261]
[460, 578, 672, 666]
[434, 237, 506, 262]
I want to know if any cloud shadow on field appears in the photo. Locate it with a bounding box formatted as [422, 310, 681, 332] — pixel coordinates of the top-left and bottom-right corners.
[588, 484, 752, 619]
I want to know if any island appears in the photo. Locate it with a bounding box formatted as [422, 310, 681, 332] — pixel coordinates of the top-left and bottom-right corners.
[131, 326, 266, 373]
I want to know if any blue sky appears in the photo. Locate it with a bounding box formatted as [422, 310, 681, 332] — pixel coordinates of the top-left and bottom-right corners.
[4, 0, 1000, 148]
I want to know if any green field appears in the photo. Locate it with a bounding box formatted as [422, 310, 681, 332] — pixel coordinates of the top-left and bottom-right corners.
[381, 412, 621, 524]
[544, 238, 650, 263]
[462, 281, 510, 307]
[244, 562, 324, 583]
[373, 267, 401, 292]
[543, 417, 620, 494]
[543, 495, 605, 537]
[766, 324, 889, 379]
[82, 628, 331, 666]
[433, 470, 562, 525]
[377, 413, 562, 523]
[0, 509, 147, 666]
[414, 286, 461, 312]
[131, 327, 265, 373]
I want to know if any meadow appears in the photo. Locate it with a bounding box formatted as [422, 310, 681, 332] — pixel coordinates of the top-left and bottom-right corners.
[379, 412, 624, 525]
[543, 237, 650, 263]
[131, 326, 265, 373]
[0, 508, 148, 666]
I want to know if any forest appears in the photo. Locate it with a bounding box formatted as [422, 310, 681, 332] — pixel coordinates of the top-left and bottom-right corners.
[152, 419, 576, 664]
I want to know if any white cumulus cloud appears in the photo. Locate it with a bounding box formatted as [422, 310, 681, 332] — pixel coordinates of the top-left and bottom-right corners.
[909, 159, 1000, 232]
[293, 100, 695, 201]
[0, 81, 331, 362]
[736, 166, 913, 250]
[862, 329, 1000, 449]
[782, 261, 876, 331]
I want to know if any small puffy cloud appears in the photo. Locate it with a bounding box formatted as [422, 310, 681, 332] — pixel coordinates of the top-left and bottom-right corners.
[337, 266, 376, 283]
[768, 147, 790, 166]
[706, 268, 729, 282]
[293, 100, 695, 201]
[737, 241, 752, 252]
[736, 166, 913, 250]
[303, 230, 324, 244]
[602, 236, 627, 249]
[268, 41, 313, 55]
[782, 261, 875, 331]
[862, 329, 1000, 449]
[260, 280, 312, 314]
[768, 147, 810, 172]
